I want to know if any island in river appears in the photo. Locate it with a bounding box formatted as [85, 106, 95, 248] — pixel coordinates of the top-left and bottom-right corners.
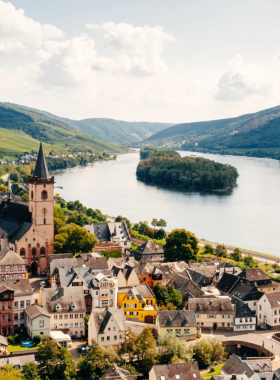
[136, 147, 239, 191]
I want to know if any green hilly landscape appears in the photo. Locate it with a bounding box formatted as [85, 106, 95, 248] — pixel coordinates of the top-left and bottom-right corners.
[144, 105, 280, 159]
[0, 103, 128, 158]
[7, 103, 173, 146]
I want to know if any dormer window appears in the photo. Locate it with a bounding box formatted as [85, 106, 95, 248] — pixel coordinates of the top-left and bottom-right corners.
[71, 305, 75, 310]
[55, 305, 60, 311]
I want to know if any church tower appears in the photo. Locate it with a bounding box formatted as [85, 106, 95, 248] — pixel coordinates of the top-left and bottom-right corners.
[28, 141, 54, 257]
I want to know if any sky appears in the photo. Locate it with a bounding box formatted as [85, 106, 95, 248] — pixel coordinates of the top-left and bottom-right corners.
[1, 0, 280, 123]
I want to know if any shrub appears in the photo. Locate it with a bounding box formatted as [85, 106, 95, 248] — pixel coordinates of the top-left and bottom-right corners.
[7, 336, 14, 344]
[13, 334, 21, 344]
[33, 334, 42, 345]
[210, 367, 216, 373]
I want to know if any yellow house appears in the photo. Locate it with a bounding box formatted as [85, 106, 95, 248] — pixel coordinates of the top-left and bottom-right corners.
[156, 310, 197, 340]
[118, 284, 157, 323]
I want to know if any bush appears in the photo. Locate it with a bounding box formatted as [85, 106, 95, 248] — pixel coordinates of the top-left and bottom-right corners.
[33, 334, 42, 345]
[7, 336, 14, 344]
[13, 334, 21, 344]
[210, 367, 216, 373]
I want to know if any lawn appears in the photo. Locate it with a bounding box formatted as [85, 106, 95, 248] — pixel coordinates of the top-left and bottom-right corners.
[8, 343, 37, 352]
[201, 363, 224, 378]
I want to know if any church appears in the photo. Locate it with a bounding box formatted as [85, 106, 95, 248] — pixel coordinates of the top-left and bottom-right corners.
[0, 142, 54, 275]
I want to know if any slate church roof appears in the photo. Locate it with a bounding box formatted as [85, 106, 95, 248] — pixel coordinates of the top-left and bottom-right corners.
[33, 141, 49, 179]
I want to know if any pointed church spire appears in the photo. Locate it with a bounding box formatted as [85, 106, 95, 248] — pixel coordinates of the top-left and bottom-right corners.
[33, 141, 49, 179]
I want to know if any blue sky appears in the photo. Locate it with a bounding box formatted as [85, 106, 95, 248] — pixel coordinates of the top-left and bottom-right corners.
[1, 0, 280, 122]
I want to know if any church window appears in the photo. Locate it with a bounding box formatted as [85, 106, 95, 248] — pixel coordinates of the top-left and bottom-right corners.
[31, 191, 33, 200]
[40, 247, 46, 256]
[20, 248, 25, 257]
[44, 218, 46, 225]
[41, 190, 48, 200]
[32, 247, 36, 257]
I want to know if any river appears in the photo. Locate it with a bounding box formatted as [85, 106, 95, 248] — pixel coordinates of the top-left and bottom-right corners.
[52, 151, 280, 256]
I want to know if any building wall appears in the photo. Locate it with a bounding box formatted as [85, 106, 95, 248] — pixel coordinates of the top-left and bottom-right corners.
[195, 313, 234, 330]
[88, 311, 126, 350]
[26, 314, 50, 338]
[234, 316, 256, 331]
[140, 273, 162, 288]
[127, 270, 140, 287]
[0, 265, 27, 281]
[257, 286, 275, 293]
[257, 294, 280, 327]
[14, 295, 33, 328]
[156, 321, 197, 339]
[121, 293, 157, 323]
[51, 312, 85, 337]
[246, 300, 258, 314]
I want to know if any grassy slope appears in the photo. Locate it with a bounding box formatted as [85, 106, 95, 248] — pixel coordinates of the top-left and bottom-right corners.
[145, 105, 280, 151]
[7, 103, 173, 145]
[0, 103, 127, 157]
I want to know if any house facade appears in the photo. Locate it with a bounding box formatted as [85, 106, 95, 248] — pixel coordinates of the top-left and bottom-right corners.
[25, 304, 50, 338]
[0, 285, 14, 336]
[231, 296, 256, 331]
[91, 272, 118, 309]
[133, 240, 164, 263]
[187, 297, 235, 331]
[0, 249, 27, 281]
[88, 307, 128, 350]
[258, 291, 280, 328]
[156, 310, 197, 340]
[118, 284, 157, 323]
[42, 287, 86, 338]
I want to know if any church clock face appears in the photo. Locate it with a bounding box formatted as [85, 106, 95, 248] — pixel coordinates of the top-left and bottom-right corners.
[42, 208, 47, 215]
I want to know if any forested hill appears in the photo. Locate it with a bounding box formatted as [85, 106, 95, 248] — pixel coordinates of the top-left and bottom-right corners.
[144, 105, 280, 159]
[136, 148, 238, 191]
[0, 104, 127, 158]
[7, 103, 173, 146]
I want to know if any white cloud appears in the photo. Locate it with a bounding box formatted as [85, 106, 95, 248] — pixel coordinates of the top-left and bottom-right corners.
[0, 0, 63, 55]
[214, 55, 273, 101]
[86, 22, 174, 76]
[36, 34, 97, 86]
[86, 22, 174, 55]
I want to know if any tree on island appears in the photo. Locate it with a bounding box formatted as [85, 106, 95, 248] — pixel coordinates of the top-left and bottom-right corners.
[54, 223, 97, 254]
[164, 229, 198, 263]
[215, 244, 227, 258]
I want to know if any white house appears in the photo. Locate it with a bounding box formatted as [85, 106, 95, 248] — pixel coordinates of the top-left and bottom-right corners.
[25, 304, 50, 338]
[258, 291, 280, 328]
[88, 307, 128, 350]
[91, 272, 118, 308]
[231, 296, 256, 331]
[42, 287, 86, 338]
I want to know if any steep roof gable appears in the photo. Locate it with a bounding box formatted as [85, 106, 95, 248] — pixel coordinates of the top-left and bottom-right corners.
[33, 141, 49, 179]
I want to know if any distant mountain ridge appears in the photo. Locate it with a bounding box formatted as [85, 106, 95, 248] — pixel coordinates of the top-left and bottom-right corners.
[7, 103, 173, 146]
[144, 105, 280, 159]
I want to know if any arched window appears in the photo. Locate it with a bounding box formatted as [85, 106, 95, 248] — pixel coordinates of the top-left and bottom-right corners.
[32, 247, 36, 257]
[41, 191, 47, 200]
[40, 247, 46, 256]
[31, 191, 33, 200]
[20, 248, 25, 257]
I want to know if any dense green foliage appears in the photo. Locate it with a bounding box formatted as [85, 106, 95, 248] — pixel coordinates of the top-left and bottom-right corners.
[54, 223, 98, 254]
[193, 338, 226, 368]
[46, 152, 111, 170]
[164, 229, 199, 263]
[153, 284, 185, 310]
[140, 146, 178, 159]
[215, 244, 227, 258]
[137, 149, 238, 191]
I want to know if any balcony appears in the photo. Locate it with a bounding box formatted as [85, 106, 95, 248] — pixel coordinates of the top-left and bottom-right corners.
[100, 295, 110, 299]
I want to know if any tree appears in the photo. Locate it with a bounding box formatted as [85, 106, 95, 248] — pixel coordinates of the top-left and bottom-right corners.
[158, 334, 193, 364]
[54, 218, 66, 235]
[54, 205, 66, 221]
[215, 244, 227, 258]
[0, 364, 24, 380]
[135, 327, 158, 375]
[151, 219, 158, 239]
[33, 334, 42, 345]
[243, 255, 258, 268]
[210, 337, 225, 362]
[230, 248, 242, 262]
[37, 337, 76, 379]
[0, 185, 7, 192]
[21, 192, 29, 202]
[155, 228, 166, 239]
[157, 219, 167, 228]
[22, 363, 41, 380]
[204, 244, 214, 255]
[10, 171, 20, 182]
[164, 229, 199, 263]
[67, 214, 90, 226]
[54, 223, 97, 254]
[193, 339, 214, 368]
[119, 329, 137, 363]
[133, 221, 149, 236]
[153, 285, 185, 310]
[272, 263, 279, 271]
[78, 340, 120, 380]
